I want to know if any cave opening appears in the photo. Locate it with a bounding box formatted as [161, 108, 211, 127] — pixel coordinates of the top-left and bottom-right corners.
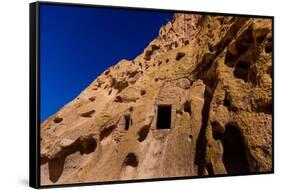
[222, 123, 250, 174]
[156, 105, 172, 129]
[211, 121, 224, 140]
[124, 115, 131, 131]
[123, 153, 138, 167]
[184, 101, 191, 115]
[233, 61, 250, 82]
[138, 125, 150, 142]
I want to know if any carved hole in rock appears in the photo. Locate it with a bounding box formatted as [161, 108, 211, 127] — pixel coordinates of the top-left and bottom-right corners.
[156, 105, 172, 129]
[79, 137, 97, 154]
[124, 115, 131, 131]
[144, 50, 153, 61]
[222, 123, 250, 174]
[223, 93, 231, 108]
[100, 125, 116, 141]
[225, 51, 236, 67]
[205, 163, 214, 176]
[120, 153, 138, 180]
[184, 101, 191, 115]
[155, 78, 158, 82]
[54, 117, 63, 123]
[257, 102, 272, 114]
[137, 125, 150, 142]
[88, 96, 96, 102]
[140, 89, 146, 96]
[233, 61, 250, 82]
[211, 121, 224, 140]
[265, 42, 272, 53]
[176, 52, 186, 61]
[104, 69, 110, 75]
[123, 153, 138, 167]
[80, 109, 95, 117]
[166, 59, 169, 63]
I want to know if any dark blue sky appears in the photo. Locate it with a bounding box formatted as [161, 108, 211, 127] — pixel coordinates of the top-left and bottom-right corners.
[40, 4, 173, 121]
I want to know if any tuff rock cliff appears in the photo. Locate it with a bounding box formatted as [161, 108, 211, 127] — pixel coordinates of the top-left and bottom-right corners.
[40, 13, 273, 185]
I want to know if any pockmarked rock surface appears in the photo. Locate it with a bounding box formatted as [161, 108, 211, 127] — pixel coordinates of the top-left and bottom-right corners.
[40, 13, 273, 185]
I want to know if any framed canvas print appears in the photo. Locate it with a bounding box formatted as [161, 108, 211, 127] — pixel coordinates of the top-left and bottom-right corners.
[29, 1, 274, 188]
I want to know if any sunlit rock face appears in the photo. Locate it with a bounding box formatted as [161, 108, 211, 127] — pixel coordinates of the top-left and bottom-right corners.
[40, 13, 273, 185]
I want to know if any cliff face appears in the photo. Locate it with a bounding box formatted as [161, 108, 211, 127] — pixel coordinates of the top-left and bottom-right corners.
[40, 13, 273, 185]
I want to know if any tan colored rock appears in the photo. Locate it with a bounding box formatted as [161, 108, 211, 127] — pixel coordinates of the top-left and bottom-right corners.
[40, 13, 272, 185]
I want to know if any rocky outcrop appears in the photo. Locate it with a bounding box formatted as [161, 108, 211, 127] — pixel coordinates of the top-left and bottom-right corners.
[40, 13, 272, 185]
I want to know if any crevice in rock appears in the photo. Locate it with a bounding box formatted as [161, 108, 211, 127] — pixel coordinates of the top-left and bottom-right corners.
[114, 96, 138, 103]
[80, 109, 95, 118]
[175, 52, 185, 61]
[195, 87, 213, 176]
[124, 115, 131, 131]
[100, 125, 117, 141]
[194, 58, 219, 175]
[205, 163, 214, 176]
[108, 89, 112, 95]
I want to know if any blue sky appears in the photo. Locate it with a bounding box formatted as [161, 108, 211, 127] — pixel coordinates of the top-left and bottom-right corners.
[40, 4, 173, 121]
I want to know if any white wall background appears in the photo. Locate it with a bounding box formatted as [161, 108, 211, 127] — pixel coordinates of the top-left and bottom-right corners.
[0, 0, 279, 189]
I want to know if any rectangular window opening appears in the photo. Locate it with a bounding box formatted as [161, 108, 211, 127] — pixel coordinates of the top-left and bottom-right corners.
[156, 105, 172, 129]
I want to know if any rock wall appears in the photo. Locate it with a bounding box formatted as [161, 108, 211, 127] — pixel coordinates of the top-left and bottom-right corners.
[40, 13, 273, 185]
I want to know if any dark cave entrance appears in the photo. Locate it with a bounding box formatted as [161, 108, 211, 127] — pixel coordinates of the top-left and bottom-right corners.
[124, 115, 131, 131]
[156, 105, 172, 129]
[222, 123, 250, 174]
[233, 61, 250, 82]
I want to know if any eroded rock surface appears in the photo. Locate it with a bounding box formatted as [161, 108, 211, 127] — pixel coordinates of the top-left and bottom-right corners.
[40, 13, 273, 185]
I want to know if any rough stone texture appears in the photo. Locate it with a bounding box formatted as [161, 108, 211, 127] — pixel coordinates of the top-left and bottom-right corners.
[40, 13, 273, 185]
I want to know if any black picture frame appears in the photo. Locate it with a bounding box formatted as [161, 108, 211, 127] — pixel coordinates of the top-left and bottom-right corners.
[29, 1, 274, 189]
